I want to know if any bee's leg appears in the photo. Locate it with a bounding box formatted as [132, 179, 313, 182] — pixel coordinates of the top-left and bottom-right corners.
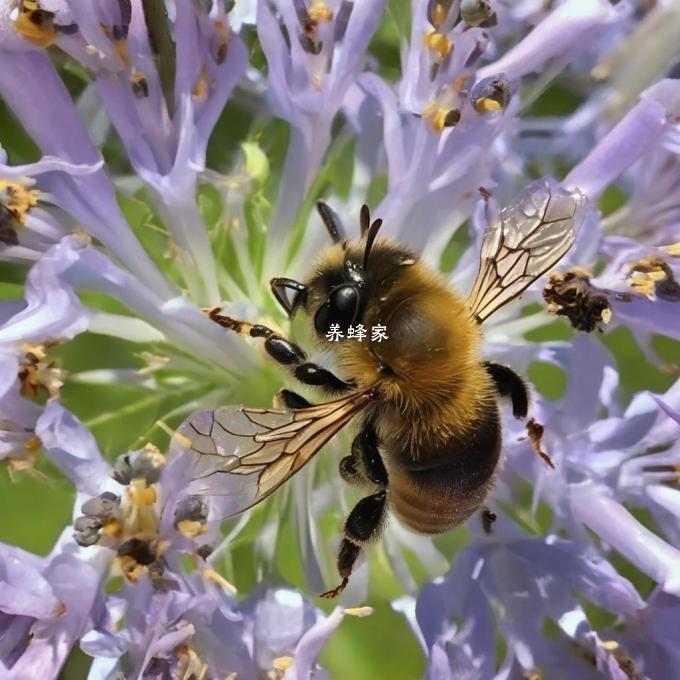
[276, 389, 313, 409]
[205, 307, 354, 393]
[481, 507, 497, 534]
[339, 422, 387, 489]
[484, 361, 529, 419]
[320, 489, 388, 599]
[325, 423, 388, 598]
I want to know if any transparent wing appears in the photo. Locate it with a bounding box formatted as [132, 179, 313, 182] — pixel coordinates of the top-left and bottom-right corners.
[466, 179, 588, 324]
[173, 389, 376, 517]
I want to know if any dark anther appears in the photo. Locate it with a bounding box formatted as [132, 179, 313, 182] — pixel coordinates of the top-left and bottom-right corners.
[174, 495, 208, 526]
[470, 75, 511, 113]
[443, 109, 461, 127]
[130, 74, 149, 98]
[112, 449, 163, 485]
[461, 0, 494, 27]
[197, 544, 214, 560]
[118, 0, 132, 25]
[81, 492, 120, 519]
[118, 538, 156, 565]
[112, 24, 128, 41]
[298, 33, 322, 55]
[543, 270, 613, 333]
[55, 22, 79, 35]
[74, 516, 103, 547]
[0, 208, 19, 246]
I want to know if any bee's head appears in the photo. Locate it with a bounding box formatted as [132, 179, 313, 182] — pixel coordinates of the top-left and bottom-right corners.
[269, 204, 385, 338]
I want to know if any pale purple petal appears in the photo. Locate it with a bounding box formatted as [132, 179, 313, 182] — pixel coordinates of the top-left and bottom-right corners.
[476, 0, 620, 82]
[35, 402, 112, 496]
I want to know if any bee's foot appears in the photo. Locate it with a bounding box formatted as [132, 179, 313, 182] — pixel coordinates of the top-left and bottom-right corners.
[319, 577, 349, 599]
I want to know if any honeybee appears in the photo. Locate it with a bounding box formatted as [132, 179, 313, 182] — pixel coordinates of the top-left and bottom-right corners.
[178, 179, 587, 597]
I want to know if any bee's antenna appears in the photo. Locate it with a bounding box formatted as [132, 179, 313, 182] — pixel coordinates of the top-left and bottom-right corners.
[317, 201, 345, 243]
[360, 204, 371, 236]
[362, 206, 383, 271]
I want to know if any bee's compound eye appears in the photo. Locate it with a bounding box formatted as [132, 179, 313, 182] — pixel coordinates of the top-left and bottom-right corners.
[314, 285, 361, 335]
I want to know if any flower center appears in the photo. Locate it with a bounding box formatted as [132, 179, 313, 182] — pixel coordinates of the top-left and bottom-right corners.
[17, 342, 63, 401]
[73, 446, 213, 587]
[0, 179, 39, 245]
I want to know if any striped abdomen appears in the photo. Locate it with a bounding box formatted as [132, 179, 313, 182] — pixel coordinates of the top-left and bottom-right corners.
[385, 406, 501, 534]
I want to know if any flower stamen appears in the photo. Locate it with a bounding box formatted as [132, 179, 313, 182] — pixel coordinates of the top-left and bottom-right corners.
[421, 102, 461, 132]
[627, 256, 680, 302]
[470, 75, 511, 113]
[0, 179, 39, 244]
[17, 343, 63, 400]
[543, 269, 614, 333]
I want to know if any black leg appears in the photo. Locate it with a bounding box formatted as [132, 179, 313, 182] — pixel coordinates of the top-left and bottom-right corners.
[205, 307, 354, 394]
[276, 389, 313, 409]
[320, 490, 387, 599]
[485, 361, 529, 419]
[481, 508, 496, 534]
[339, 421, 388, 488]
[270, 278, 307, 316]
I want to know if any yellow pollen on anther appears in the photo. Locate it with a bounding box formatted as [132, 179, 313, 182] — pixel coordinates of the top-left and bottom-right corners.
[432, 3, 448, 26]
[114, 38, 130, 69]
[112, 555, 147, 583]
[422, 29, 452, 60]
[101, 519, 123, 538]
[309, 1, 333, 22]
[663, 242, 680, 257]
[597, 639, 620, 651]
[202, 567, 238, 595]
[266, 656, 294, 679]
[177, 519, 207, 539]
[627, 256, 671, 300]
[5, 432, 44, 481]
[13, 1, 57, 47]
[0, 180, 39, 225]
[192, 64, 210, 103]
[421, 102, 450, 133]
[128, 478, 157, 507]
[177, 642, 208, 680]
[18, 343, 63, 400]
[214, 20, 230, 64]
[474, 97, 503, 113]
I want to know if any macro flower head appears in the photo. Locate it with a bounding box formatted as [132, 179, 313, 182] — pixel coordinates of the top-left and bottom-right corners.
[1, 1, 679, 679]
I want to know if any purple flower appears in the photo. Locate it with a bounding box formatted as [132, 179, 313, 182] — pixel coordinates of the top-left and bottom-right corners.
[0, 532, 107, 679]
[258, 0, 386, 239]
[1, 1, 680, 678]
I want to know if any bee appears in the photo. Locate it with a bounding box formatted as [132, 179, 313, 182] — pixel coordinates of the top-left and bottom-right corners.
[178, 179, 587, 597]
